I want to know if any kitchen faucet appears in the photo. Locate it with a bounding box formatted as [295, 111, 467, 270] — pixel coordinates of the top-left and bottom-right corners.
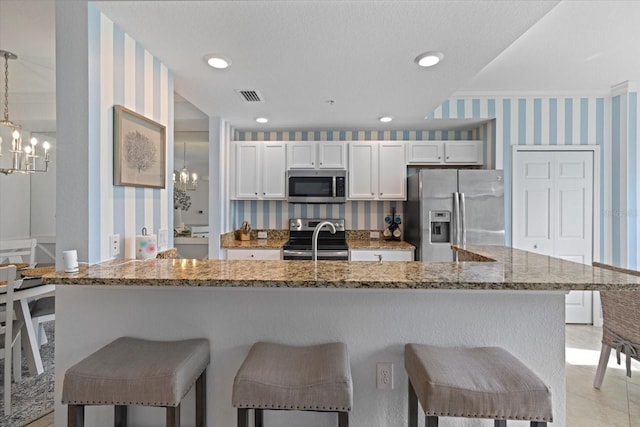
[311, 221, 337, 261]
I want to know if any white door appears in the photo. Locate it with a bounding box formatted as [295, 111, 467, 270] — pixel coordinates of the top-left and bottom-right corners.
[513, 150, 594, 324]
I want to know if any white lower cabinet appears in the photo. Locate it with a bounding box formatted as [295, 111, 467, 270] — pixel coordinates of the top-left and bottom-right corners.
[226, 249, 282, 260]
[349, 249, 414, 262]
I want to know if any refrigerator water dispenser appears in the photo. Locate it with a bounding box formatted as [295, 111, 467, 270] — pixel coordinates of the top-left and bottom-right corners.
[430, 211, 451, 243]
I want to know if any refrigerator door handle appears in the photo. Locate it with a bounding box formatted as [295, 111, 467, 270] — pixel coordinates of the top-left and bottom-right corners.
[453, 192, 460, 246]
[460, 192, 467, 247]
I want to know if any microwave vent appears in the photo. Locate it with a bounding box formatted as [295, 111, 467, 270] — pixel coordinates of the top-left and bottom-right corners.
[236, 90, 264, 103]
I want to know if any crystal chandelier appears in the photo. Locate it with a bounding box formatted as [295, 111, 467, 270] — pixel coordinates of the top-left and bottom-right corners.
[173, 142, 198, 191]
[0, 50, 51, 175]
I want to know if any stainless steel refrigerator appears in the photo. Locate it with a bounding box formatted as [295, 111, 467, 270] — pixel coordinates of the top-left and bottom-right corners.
[404, 169, 504, 261]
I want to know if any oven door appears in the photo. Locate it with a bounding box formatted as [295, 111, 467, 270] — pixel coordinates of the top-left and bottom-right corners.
[282, 249, 349, 261]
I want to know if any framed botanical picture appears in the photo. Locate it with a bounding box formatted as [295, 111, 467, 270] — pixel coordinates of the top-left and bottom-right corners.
[113, 105, 166, 188]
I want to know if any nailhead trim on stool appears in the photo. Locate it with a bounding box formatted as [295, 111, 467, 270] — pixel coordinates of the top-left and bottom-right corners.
[405, 344, 553, 427]
[233, 342, 352, 427]
[63, 337, 210, 427]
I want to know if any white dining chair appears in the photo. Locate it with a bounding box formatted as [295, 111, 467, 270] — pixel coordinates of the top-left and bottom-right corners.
[0, 265, 24, 415]
[0, 239, 37, 269]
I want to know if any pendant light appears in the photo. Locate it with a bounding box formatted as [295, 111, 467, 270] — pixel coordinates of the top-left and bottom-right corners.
[173, 142, 198, 191]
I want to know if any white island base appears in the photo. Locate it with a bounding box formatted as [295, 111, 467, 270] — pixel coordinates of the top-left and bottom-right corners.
[55, 286, 566, 426]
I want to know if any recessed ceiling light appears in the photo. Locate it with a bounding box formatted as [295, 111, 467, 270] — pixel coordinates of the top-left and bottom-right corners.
[379, 116, 393, 123]
[415, 51, 444, 67]
[255, 117, 269, 124]
[204, 54, 231, 69]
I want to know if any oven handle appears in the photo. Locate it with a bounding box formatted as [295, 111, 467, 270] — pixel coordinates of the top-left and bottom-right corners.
[283, 250, 312, 257]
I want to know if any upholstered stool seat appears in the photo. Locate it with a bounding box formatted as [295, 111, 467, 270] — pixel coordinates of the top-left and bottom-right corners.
[233, 341, 352, 426]
[405, 344, 552, 427]
[63, 337, 209, 427]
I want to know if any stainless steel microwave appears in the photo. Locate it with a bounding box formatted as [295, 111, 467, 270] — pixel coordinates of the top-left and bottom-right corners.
[287, 170, 346, 203]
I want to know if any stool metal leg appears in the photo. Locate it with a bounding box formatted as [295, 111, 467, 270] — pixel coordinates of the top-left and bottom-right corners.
[237, 408, 249, 427]
[338, 411, 349, 427]
[68, 405, 85, 427]
[255, 408, 264, 427]
[166, 404, 180, 427]
[196, 370, 206, 427]
[426, 415, 438, 427]
[495, 420, 507, 427]
[114, 405, 127, 427]
[408, 380, 418, 427]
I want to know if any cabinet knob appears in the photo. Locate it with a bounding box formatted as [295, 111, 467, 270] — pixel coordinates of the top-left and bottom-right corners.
[263, 192, 266, 195]
[446, 156, 450, 159]
[312, 162, 314, 165]
[380, 193, 383, 195]
[255, 192, 258, 195]
[250, 254, 254, 257]
[371, 192, 374, 196]
[533, 244, 538, 249]
[438, 156, 441, 159]
[320, 162, 323, 165]
[374, 253, 382, 263]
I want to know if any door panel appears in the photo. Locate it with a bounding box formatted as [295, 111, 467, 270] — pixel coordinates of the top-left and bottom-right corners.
[513, 150, 594, 324]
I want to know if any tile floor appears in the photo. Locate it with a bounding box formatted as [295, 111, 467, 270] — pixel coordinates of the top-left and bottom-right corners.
[566, 325, 640, 426]
[26, 325, 640, 427]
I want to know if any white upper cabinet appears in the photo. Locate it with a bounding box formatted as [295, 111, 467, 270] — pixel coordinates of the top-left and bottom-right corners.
[234, 142, 286, 200]
[407, 140, 483, 165]
[287, 142, 316, 168]
[348, 141, 406, 201]
[318, 142, 346, 169]
[406, 141, 444, 164]
[378, 142, 406, 199]
[287, 141, 346, 169]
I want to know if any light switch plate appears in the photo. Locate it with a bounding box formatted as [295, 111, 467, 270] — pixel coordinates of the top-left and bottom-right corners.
[370, 231, 380, 239]
[257, 231, 268, 239]
[158, 229, 168, 250]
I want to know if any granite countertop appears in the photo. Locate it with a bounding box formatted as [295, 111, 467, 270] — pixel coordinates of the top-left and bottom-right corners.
[43, 245, 640, 291]
[347, 239, 415, 250]
[222, 239, 288, 249]
[220, 236, 414, 251]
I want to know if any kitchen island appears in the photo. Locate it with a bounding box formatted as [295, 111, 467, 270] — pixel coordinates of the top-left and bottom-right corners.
[45, 246, 640, 427]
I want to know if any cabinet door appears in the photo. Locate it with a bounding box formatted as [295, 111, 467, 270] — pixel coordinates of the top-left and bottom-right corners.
[406, 141, 443, 164]
[262, 143, 286, 199]
[318, 142, 346, 169]
[378, 142, 406, 200]
[287, 142, 316, 168]
[236, 142, 260, 199]
[350, 249, 414, 262]
[348, 143, 377, 199]
[444, 140, 483, 164]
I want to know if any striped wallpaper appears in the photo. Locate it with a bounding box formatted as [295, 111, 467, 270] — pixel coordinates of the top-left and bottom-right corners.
[89, 6, 173, 260]
[609, 88, 639, 269]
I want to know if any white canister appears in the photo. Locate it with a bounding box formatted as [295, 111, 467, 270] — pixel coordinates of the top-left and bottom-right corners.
[136, 227, 157, 260]
[63, 249, 79, 273]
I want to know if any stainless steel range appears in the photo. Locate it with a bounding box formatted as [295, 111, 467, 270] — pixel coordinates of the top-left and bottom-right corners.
[282, 218, 348, 260]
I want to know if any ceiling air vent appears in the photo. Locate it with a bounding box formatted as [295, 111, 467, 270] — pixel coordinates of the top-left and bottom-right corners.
[236, 89, 264, 103]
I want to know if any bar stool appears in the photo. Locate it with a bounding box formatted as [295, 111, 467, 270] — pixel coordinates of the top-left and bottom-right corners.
[62, 337, 209, 427]
[232, 341, 352, 426]
[405, 344, 553, 427]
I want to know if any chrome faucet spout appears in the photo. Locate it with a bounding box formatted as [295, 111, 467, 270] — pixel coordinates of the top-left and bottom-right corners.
[311, 221, 337, 262]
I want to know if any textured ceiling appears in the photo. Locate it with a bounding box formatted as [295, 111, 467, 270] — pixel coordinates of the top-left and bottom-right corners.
[3, 1, 640, 135]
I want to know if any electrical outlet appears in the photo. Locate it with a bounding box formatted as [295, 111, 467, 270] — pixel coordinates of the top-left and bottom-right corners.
[110, 234, 120, 257]
[370, 231, 380, 239]
[257, 231, 268, 239]
[376, 363, 393, 389]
